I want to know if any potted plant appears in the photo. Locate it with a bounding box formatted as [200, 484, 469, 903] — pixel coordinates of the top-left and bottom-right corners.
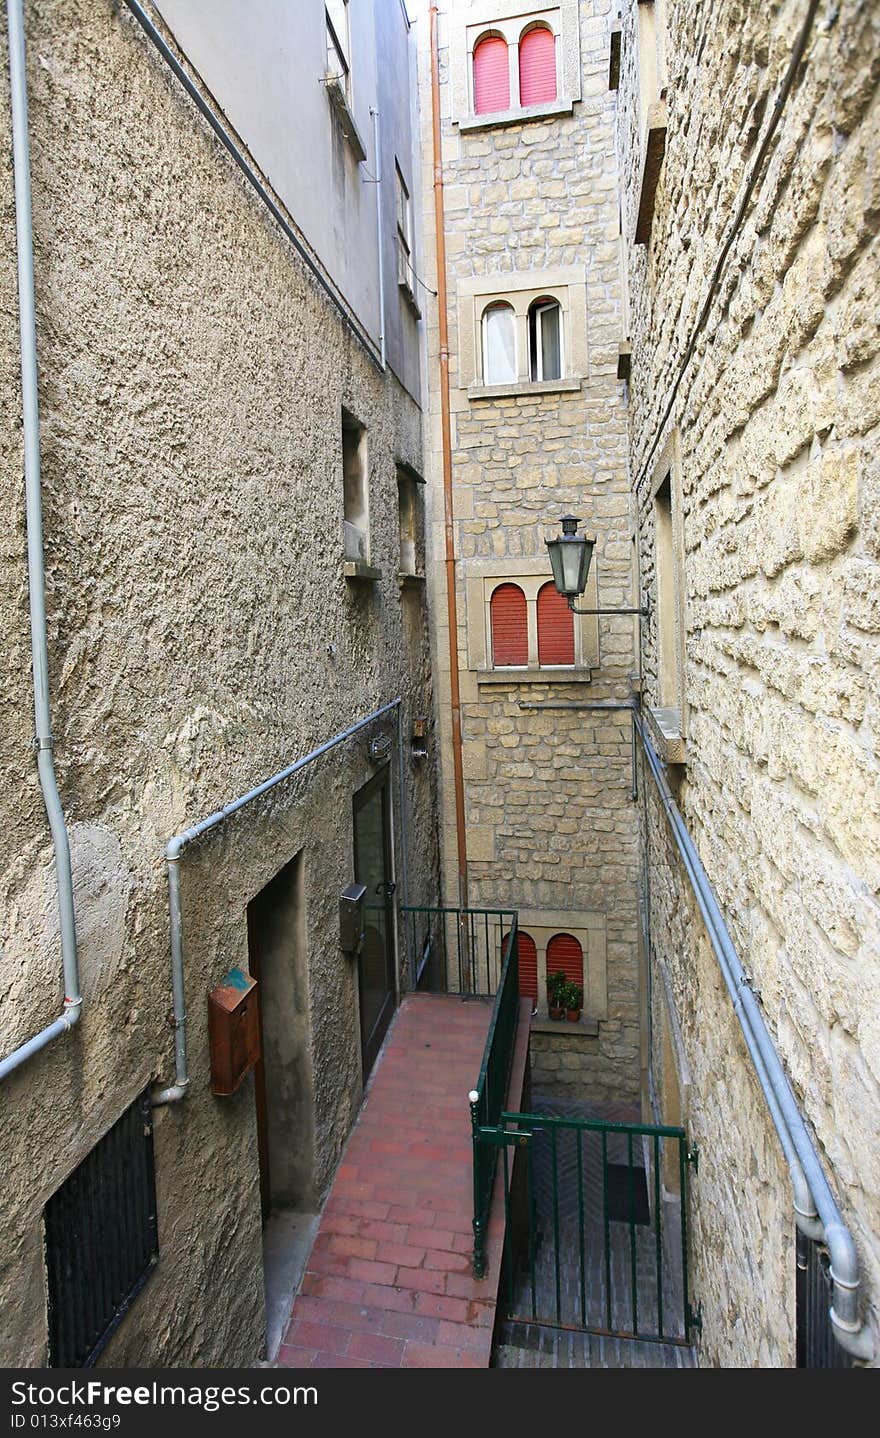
[547, 971, 567, 1020]
[564, 982, 583, 1022]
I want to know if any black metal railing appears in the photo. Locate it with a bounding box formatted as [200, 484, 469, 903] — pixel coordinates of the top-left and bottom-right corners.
[467, 918, 520, 1277]
[475, 1108, 698, 1345]
[401, 904, 518, 996]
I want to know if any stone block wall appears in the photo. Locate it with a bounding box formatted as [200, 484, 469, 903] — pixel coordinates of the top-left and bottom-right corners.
[420, 0, 642, 1104]
[617, 0, 880, 1367]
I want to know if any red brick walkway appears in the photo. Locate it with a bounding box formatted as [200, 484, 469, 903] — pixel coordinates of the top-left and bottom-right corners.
[276, 994, 505, 1369]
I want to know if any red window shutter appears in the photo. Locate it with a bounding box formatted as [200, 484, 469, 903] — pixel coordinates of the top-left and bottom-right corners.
[519, 27, 556, 106]
[474, 35, 510, 114]
[546, 933, 583, 991]
[505, 930, 538, 1003]
[491, 583, 528, 666]
[537, 581, 574, 665]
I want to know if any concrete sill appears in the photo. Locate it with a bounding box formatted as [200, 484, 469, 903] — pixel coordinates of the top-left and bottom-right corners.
[646, 705, 686, 765]
[457, 97, 575, 133]
[476, 667, 594, 687]
[531, 1014, 600, 1038]
[324, 75, 367, 163]
[467, 377, 582, 402]
[399, 279, 422, 320]
[397, 571, 426, 587]
[344, 560, 382, 582]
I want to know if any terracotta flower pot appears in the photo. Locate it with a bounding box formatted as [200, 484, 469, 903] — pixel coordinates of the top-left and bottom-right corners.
[565, 1009, 581, 1022]
[548, 1004, 564, 1020]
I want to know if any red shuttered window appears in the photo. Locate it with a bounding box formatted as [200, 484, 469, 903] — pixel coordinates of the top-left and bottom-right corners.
[504, 930, 538, 1004]
[519, 26, 556, 106]
[546, 933, 583, 991]
[537, 581, 575, 665]
[473, 35, 510, 114]
[490, 583, 528, 666]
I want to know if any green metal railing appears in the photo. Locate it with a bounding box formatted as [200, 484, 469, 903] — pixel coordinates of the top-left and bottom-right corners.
[476, 1109, 698, 1345]
[467, 918, 520, 1277]
[401, 905, 518, 997]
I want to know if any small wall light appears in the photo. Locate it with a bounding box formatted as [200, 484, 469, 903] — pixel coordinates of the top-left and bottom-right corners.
[546, 514, 649, 618]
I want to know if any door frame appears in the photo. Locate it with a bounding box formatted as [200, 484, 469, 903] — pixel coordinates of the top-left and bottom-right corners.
[353, 764, 399, 1083]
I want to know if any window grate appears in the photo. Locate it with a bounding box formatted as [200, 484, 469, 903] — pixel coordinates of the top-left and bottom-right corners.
[44, 1090, 159, 1368]
[796, 1234, 851, 1368]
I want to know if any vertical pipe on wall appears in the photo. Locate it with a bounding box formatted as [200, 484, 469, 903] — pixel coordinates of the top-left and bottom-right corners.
[0, 0, 81, 1084]
[429, 2, 469, 910]
[370, 107, 386, 369]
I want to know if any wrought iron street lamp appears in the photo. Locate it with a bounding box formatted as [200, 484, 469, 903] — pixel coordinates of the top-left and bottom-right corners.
[546, 514, 649, 618]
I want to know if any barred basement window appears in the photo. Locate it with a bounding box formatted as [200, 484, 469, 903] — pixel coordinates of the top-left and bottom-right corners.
[44, 1091, 158, 1368]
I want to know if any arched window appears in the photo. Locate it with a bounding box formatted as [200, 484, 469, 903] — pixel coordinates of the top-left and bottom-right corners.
[528, 297, 562, 382]
[473, 34, 510, 114]
[490, 583, 528, 666]
[537, 581, 575, 665]
[519, 25, 557, 106]
[482, 301, 516, 385]
[546, 933, 583, 994]
[504, 930, 538, 1005]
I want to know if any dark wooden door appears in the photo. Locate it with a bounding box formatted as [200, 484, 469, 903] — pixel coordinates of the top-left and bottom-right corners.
[353, 768, 397, 1082]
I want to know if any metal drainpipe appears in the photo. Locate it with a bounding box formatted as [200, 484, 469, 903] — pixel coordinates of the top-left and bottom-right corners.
[370, 108, 386, 369]
[151, 699, 403, 1106]
[634, 711, 875, 1361]
[429, 2, 468, 911]
[0, 0, 81, 1084]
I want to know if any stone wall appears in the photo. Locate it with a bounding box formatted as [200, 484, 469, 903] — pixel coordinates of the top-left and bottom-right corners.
[618, 0, 880, 1367]
[0, 0, 438, 1366]
[420, 0, 642, 1103]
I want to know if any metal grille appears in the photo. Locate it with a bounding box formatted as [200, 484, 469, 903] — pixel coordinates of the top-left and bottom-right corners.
[796, 1233, 851, 1368]
[44, 1090, 159, 1367]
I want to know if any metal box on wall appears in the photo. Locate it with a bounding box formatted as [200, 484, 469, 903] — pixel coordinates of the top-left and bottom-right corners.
[207, 967, 260, 1096]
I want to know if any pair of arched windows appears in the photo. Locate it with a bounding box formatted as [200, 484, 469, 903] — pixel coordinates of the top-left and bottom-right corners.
[482, 296, 563, 385]
[504, 930, 584, 1006]
[490, 581, 574, 667]
[473, 25, 557, 115]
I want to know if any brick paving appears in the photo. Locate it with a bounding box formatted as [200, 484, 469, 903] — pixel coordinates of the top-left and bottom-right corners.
[275, 994, 506, 1369]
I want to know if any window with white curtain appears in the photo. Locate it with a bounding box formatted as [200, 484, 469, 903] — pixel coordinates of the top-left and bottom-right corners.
[482, 302, 517, 384]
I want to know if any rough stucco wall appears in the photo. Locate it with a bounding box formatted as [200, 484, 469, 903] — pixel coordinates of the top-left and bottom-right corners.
[420, 0, 642, 1102]
[0, 0, 438, 1366]
[618, 0, 880, 1367]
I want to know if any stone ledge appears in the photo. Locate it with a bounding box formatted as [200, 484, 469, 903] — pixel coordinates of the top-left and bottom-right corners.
[398, 571, 426, 588]
[467, 377, 583, 401]
[531, 1015, 600, 1038]
[645, 705, 687, 765]
[457, 98, 575, 133]
[323, 75, 367, 162]
[475, 667, 595, 686]
[343, 560, 382, 582]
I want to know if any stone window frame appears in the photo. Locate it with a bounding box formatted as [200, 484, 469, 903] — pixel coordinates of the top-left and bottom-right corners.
[633, 0, 669, 245]
[464, 556, 599, 685]
[646, 429, 687, 761]
[448, 0, 582, 132]
[514, 910, 608, 1021]
[396, 461, 426, 585]
[459, 266, 588, 400]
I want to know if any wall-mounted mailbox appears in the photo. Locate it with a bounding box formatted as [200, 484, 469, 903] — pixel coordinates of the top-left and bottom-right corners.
[339, 882, 367, 956]
[208, 966, 260, 1096]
